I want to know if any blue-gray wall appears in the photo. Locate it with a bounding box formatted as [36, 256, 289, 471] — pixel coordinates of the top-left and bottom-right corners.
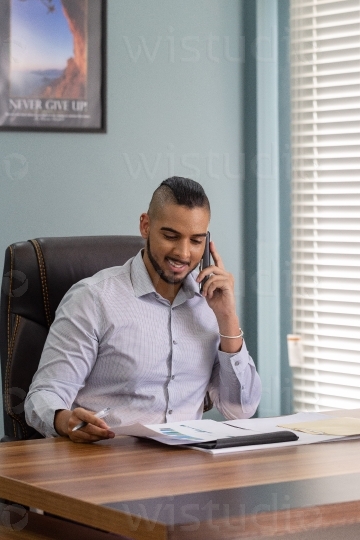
[0, 0, 245, 438]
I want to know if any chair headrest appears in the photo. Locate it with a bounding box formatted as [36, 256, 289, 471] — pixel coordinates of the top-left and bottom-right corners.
[3, 235, 145, 327]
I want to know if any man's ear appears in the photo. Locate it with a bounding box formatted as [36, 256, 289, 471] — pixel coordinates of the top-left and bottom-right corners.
[139, 213, 150, 239]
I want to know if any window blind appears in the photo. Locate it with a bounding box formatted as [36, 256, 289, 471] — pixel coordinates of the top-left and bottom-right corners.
[290, 0, 360, 411]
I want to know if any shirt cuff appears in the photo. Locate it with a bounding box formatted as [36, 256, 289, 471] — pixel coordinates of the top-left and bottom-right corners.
[218, 339, 255, 374]
[25, 391, 69, 438]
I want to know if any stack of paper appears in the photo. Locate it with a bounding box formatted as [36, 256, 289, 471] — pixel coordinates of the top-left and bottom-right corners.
[113, 412, 360, 454]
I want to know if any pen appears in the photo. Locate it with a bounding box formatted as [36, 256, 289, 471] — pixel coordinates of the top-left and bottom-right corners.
[72, 407, 111, 432]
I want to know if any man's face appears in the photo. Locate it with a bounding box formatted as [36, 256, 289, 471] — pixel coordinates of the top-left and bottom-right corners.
[140, 204, 210, 286]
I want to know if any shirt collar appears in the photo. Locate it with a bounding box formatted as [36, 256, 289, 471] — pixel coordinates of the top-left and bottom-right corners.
[130, 250, 202, 302]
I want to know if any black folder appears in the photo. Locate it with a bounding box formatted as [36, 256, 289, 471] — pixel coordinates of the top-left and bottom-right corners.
[190, 430, 299, 449]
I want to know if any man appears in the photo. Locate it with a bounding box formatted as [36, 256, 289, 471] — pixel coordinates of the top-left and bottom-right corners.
[25, 177, 261, 443]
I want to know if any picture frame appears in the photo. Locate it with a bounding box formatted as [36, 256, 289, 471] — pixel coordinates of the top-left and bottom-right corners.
[0, 0, 106, 133]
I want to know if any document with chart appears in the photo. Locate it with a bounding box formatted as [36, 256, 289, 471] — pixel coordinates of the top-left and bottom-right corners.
[114, 419, 244, 445]
[114, 419, 299, 450]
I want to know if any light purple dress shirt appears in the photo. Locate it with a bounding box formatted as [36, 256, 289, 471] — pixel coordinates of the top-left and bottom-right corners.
[25, 251, 261, 437]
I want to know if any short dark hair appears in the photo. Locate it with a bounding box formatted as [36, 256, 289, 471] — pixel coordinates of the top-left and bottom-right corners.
[148, 176, 210, 219]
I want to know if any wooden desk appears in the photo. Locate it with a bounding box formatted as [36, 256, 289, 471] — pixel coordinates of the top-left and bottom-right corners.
[2, 429, 360, 540]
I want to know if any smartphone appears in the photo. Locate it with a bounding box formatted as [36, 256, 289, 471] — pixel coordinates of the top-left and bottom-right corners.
[200, 232, 211, 293]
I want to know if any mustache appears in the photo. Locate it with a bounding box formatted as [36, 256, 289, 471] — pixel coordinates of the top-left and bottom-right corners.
[166, 257, 190, 266]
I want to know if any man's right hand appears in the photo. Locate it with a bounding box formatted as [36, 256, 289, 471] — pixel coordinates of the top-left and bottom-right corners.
[54, 408, 115, 443]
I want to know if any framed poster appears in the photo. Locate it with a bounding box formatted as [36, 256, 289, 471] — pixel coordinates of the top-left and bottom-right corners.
[0, 0, 106, 132]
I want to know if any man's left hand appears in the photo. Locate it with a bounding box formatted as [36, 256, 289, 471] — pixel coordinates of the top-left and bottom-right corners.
[196, 241, 242, 353]
[196, 241, 236, 318]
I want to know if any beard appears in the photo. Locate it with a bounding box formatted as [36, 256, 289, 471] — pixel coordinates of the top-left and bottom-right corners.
[146, 237, 196, 285]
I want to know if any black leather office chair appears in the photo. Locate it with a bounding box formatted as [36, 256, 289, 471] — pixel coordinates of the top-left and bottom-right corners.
[0, 236, 145, 441]
[0, 235, 212, 442]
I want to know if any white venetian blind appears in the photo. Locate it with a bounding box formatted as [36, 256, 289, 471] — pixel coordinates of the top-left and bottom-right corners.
[290, 0, 360, 411]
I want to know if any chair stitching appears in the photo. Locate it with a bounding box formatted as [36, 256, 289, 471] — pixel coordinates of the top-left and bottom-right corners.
[5, 315, 28, 439]
[7, 246, 13, 362]
[5, 314, 19, 430]
[30, 239, 51, 328]
[5, 245, 17, 437]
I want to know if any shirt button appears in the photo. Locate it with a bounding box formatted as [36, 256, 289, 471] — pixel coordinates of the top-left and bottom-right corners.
[171, 375, 175, 380]
[173, 340, 177, 345]
[241, 385, 245, 390]
[168, 410, 173, 414]
[235, 361, 239, 366]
